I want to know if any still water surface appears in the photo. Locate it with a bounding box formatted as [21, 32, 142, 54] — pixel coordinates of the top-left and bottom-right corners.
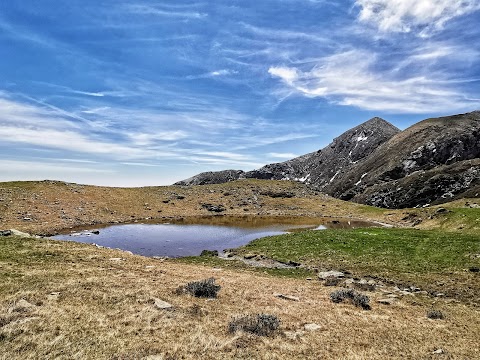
[52, 218, 379, 258]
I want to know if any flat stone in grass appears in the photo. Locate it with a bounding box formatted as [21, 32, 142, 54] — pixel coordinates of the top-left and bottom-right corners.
[318, 270, 345, 279]
[274, 293, 300, 301]
[304, 323, 322, 331]
[153, 298, 173, 310]
[377, 298, 396, 305]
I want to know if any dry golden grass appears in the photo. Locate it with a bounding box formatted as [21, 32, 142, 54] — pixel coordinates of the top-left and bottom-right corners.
[0, 180, 400, 235]
[1, 236, 479, 359]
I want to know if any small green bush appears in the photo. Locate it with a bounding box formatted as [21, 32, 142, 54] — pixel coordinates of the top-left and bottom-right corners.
[184, 278, 221, 298]
[228, 314, 280, 336]
[330, 289, 371, 310]
[200, 249, 219, 257]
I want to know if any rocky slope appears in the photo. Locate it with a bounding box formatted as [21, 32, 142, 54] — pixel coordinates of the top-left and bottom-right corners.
[175, 170, 245, 186]
[175, 117, 400, 187]
[328, 111, 480, 208]
[243, 117, 400, 189]
[175, 111, 480, 208]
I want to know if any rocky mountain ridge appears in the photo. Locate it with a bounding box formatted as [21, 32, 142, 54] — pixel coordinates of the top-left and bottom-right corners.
[175, 111, 480, 208]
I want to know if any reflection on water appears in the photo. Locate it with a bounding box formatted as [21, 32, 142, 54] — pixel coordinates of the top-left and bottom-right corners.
[51, 217, 380, 258]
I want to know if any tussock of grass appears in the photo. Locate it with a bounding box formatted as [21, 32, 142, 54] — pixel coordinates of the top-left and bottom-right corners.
[183, 278, 221, 298]
[228, 313, 280, 336]
[330, 289, 371, 310]
[427, 310, 444, 320]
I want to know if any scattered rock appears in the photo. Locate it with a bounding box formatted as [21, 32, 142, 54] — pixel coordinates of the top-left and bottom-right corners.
[0, 229, 12, 236]
[318, 270, 345, 279]
[435, 208, 449, 214]
[13, 299, 36, 312]
[432, 349, 444, 355]
[469, 267, 480, 273]
[377, 298, 396, 305]
[386, 294, 399, 299]
[91, 230, 100, 235]
[274, 293, 300, 301]
[109, 257, 124, 261]
[244, 253, 257, 260]
[304, 323, 322, 331]
[47, 292, 61, 301]
[201, 203, 226, 212]
[153, 298, 173, 310]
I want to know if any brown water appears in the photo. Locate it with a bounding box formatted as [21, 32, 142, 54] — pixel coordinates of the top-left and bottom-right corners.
[51, 216, 380, 258]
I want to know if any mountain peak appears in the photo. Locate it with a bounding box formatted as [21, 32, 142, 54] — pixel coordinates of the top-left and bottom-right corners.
[361, 117, 399, 131]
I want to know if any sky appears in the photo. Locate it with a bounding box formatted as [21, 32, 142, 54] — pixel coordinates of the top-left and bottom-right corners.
[1, 0, 479, 186]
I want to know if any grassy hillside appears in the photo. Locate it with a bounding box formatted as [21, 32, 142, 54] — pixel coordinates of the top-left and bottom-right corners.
[1, 235, 480, 359]
[0, 179, 395, 235]
[1, 180, 480, 358]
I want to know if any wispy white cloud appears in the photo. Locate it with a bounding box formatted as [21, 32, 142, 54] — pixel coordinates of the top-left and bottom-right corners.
[355, 0, 480, 36]
[268, 49, 480, 113]
[233, 133, 319, 150]
[128, 131, 189, 146]
[240, 22, 331, 43]
[195, 151, 251, 161]
[268, 67, 298, 85]
[0, 160, 112, 174]
[126, 4, 208, 19]
[0, 92, 293, 169]
[186, 69, 238, 80]
[70, 90, 105, 97]
[81, 107, 111, 114]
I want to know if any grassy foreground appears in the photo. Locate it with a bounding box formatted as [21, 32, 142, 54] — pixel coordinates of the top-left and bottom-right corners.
[1, 235, 480, 359]
[233, 228, 480, 304]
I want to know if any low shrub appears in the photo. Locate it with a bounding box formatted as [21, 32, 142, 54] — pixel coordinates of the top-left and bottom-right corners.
[228, 314, 280, 336]
[200, 249, 219, 257]
[427, 310, 444, 319]
[184, 278, 221, 298]
[330, 289, 371, 310]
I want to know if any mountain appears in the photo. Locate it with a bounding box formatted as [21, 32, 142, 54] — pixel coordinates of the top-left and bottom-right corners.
[326, 111, 480, 208]
[242, 117, 400, 188]
[175, 117, 400, 187]
[175, 111, 480, 208]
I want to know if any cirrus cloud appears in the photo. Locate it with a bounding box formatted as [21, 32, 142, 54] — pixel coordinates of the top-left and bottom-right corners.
[355, 0, 480, 36]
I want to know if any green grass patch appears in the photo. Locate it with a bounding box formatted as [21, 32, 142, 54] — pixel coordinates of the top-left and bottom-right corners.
[237, 228, 480, 275]
[435, 208, 480, 231]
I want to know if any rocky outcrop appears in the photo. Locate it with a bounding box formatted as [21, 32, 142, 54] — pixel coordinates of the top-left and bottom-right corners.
[243, 117, 400, 190]
[175, 170, 244, 186]
[328, 111, 480, 208]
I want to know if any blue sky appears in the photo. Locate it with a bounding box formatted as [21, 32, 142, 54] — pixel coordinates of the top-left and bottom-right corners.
[1, 0, 479, 186]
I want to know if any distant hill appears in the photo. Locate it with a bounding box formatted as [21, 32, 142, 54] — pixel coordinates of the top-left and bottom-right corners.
[175, 111, 480, 208]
